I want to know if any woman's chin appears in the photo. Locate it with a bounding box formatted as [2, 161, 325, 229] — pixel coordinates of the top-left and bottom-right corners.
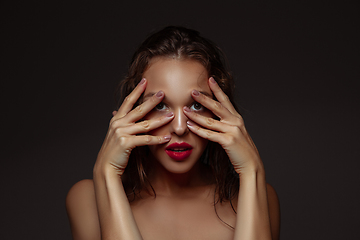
[149, 152, 202, 175]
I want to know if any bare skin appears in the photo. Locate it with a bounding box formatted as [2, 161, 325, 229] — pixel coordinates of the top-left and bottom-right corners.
[66, 58, 280, 240]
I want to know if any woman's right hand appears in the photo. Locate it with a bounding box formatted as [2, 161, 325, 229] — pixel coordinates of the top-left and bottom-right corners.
[94, 78, 174, 176]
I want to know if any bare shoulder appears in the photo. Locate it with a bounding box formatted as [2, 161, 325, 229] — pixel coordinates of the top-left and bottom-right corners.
[266, 183, 279, 203]
[67, 179, 95, 201]
[66, 179, 97, 211]
[66, 179, 100, 240]
[266, 183, 280, 240]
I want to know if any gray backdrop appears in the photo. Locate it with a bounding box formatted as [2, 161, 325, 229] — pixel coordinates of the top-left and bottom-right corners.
[1, 0, 359, 239]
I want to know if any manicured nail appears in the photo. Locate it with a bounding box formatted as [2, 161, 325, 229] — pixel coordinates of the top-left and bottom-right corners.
[156, 91, 164, 98]
[165, 112, 174, 117]
[209, 77, 216, 84]
[139, 78, 146, 85]
[183, 106, 190, 112]
[187, 120, 194, 126]
[164, 135, 171, 140]
[192, 90, 200, 96]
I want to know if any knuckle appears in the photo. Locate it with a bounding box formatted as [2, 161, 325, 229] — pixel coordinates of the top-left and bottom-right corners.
[236, 118, 244, 127]
[109, 120, 115, 129]
[124, 96, 131, 103]
[205, 130, 212, 138]
[109, 124, 116, 133]
[118, 136, 127, 146]
[109, 115, 126, 129]
[120, 136, 133, 150]
[109, 117, 119, 128]
[141, 120, 150, 130]
[206, 117, 215, 126]
[225, 135, 236, 146]
[145, 135, 151, 143]
[234, 127, 242, 136]
[114, 128, 123, 137]
[124, 148, 132, 156]
[214, 101, 222, 110]
[135, 104, 143, 114]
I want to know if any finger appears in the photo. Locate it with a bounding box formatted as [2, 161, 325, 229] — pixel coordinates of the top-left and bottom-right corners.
[124, 90, 165, 123]
[183, 106, 228, 133]
[112, 111, 118, 117]
[208, 77, 239, 117]
[130, 134, 171, 147]
[186, 120, 225, 143]
[191, 89, 234, 120]
[122, 112, 174, 135]
[116, 78, 147, 118]
[187, 120, 254, 152]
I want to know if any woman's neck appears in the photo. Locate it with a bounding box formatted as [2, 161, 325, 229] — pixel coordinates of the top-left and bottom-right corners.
[147, 158, 213, 198]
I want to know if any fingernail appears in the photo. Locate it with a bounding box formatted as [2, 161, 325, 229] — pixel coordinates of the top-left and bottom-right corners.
[183, 106, 190, 112]
[164, 135, 171, 140]
[156, 91, 164, 98]
[210, 77, 216, 84]
[187, 120, 194, 126]
[165, 112, 174, 117]
[139, 78, 146, 85]
[192, 90, 200, 96]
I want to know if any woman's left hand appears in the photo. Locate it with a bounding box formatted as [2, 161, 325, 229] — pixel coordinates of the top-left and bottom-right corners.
[184, 77, 263, 175]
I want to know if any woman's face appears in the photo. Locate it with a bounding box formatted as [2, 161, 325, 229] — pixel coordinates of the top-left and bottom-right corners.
[142, 57, 214, 174]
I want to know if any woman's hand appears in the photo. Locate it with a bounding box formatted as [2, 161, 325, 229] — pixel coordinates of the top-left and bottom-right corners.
[184, 77, 263, 175]
[94, 78, 174, 175]
[184, 78, 279, 239]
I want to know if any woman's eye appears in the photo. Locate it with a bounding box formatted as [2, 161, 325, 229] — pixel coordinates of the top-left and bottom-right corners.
[190, 102, 204, 111]
[155, 102, 167, 111]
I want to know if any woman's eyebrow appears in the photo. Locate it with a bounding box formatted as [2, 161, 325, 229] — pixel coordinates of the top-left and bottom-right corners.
[143, 90, 213, 101]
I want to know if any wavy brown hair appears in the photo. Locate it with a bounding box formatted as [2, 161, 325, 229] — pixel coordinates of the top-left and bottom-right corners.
[115, 26, 239, 211]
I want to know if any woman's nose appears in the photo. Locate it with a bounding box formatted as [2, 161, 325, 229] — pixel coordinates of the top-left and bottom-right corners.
[170, 108, 189, 136]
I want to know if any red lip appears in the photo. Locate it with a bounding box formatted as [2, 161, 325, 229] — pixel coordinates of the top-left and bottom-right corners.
[165, 142, 193, 161]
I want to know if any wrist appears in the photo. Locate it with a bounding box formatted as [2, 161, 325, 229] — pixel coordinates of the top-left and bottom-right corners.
[238, 163, 265, 179]
[93, 163, 123, 180]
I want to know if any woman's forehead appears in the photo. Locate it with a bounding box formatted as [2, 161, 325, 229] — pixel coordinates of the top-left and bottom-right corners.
[143, 58, 212, 97]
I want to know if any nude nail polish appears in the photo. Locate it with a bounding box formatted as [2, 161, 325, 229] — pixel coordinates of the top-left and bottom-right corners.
[210, 77, 216, 84]
[156, 91, 164, 98]
[139, 78, 146, 85]
[192, 90, 200, 96]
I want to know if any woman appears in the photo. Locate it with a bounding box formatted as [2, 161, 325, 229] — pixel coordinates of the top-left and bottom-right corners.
[66, 26, 280, 240]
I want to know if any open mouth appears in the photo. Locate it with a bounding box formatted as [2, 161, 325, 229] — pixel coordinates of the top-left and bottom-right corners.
[165, 142, 193, 161]
[167, 148, 191, 152]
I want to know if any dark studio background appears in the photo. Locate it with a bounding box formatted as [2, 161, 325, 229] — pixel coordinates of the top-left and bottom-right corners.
[1, 0, 359, 239]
